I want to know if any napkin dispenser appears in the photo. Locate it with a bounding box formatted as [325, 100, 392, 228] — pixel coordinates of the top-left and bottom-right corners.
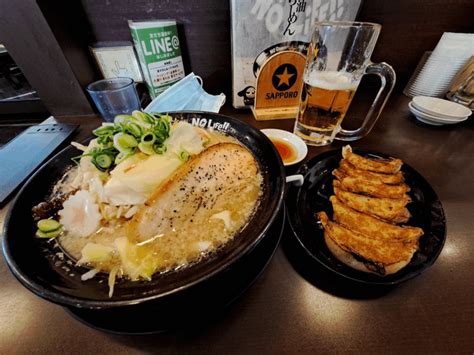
[0, 123, 78, 206]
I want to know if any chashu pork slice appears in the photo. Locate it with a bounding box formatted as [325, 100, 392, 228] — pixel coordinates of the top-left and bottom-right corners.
[127, 143, 262, 243]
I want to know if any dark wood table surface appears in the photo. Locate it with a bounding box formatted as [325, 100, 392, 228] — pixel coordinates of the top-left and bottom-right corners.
[1, 92, 473, 353]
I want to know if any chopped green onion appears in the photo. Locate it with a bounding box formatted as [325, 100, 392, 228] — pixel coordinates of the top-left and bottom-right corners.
[154, 144, 167, 154]
[126, 122, 142, 138]
[37, 219, 61, 233]
[115, 151, 132, 165]
[93, 125, 114, 137]
[93, 154, 113, 170]
[138, 142, 155, 155]
[72, 111, 176, 171]
[179, 150, 191, 162]
[36, 218, 62, 238]
[132, 110, 153, 124]
[141, 132, 156, 144]
[114, 133, 138, 152]
[96, 135, 110, 145]
[114, 114, 132, 124]
[144, 112, 158, 124]
[36, 228, 62, 239]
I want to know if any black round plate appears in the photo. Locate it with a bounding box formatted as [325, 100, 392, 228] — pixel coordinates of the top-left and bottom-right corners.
[286, 148, 446, 285]
[66, 207, 285, 335]
[2, 111, 285, 308]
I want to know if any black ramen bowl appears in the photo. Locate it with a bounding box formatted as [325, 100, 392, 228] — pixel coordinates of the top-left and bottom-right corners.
[2, 111, 286, 310]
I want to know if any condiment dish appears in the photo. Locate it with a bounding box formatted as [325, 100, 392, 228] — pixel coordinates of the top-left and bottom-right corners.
[261, 129, 308, 166]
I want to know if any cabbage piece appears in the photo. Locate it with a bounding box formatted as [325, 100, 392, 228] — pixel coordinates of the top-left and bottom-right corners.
[114, 237, 160, 281]
[78, 243, 114, 264]
[165, 121, 206, 156]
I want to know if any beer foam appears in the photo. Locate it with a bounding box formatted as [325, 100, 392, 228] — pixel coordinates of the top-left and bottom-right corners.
[305, 71, 358, 91]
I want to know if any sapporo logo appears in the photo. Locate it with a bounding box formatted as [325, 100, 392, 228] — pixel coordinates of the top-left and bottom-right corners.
[266, 63, 299, 100]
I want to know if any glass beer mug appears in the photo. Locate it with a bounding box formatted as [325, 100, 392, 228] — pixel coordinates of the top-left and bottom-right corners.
[294, 22, 396, 146]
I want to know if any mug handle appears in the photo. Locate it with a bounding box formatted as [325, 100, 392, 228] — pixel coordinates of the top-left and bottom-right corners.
[336, 62, 396, 141]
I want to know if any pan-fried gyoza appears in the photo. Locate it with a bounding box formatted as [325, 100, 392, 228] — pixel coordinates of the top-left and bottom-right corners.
[318, 212, 418, 275]
[342, 145, 402, 174]
[330, 196, 422, 244]
[338, 159, 404, 185]
[317, 145, 423, 276]
[332, 170, 410, 199]
[333, 184, 411, 224]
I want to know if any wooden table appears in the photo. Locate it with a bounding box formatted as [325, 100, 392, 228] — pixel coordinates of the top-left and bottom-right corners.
[1, 92, 473, 353]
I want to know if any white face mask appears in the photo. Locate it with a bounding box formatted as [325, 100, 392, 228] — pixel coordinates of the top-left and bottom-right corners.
[144, 73, 226, 113]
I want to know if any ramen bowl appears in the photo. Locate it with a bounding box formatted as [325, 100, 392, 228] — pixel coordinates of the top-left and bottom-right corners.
[2, 112, 285, 314]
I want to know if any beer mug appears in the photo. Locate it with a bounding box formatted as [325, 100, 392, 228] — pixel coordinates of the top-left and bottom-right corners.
[294, 22, 396, 146]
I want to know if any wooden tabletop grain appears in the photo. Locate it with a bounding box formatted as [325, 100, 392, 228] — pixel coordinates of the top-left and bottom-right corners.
[1, 92, 473, 353]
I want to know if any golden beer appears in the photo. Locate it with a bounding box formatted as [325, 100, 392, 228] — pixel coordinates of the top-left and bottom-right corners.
[294, 71, 358, 145]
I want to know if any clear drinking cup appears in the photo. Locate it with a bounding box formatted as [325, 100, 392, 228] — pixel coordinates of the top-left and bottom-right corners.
[294, 22, 396, 146]
[87, 77, 141, 122]
[452, 72, 474, 109]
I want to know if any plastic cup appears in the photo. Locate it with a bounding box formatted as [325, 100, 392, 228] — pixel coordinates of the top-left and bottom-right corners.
[86, 77, 141, 122]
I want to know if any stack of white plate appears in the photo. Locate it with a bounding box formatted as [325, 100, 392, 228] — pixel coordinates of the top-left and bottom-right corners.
[408, 96, 472, 126]
[405, 33, 474, 98]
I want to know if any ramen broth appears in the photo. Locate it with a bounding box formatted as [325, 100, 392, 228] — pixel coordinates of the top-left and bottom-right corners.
[57, 129, 263, 279]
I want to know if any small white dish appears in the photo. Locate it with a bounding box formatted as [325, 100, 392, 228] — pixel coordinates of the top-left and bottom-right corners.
[412, 96, 472, 119]
[408, 102, 468, 124]
[414, 115, 444, 126]
[261, 128, 308, 166]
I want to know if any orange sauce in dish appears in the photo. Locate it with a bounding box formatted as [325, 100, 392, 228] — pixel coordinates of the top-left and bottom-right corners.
[269, 137, 297, 164]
